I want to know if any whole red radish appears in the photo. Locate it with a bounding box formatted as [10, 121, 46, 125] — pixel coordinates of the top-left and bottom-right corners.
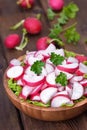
[48, 0, 64, 11]
[4, 34, 21, 49]
[17, 0, 34, 9]
[23, 17, 42, 34]
[36, 36, 51, 50]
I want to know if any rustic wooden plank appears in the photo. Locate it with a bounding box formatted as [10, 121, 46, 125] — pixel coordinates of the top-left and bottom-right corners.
[1, 0, 87, 130]
[0, 37, 22, 130]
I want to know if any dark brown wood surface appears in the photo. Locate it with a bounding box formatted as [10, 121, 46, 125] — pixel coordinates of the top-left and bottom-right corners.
[0, 0, 87, 130]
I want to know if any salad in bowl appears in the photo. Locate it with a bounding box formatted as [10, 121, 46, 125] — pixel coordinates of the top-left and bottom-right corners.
[3, 44, 87, 121]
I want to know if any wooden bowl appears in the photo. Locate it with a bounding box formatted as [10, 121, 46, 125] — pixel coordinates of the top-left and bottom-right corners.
[3, 56, 87, 121]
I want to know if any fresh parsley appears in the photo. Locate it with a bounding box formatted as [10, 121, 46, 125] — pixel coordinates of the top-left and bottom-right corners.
[55, 72, 68, 86]
[47, 8, 56, 20]
[64, 26, 80, 44]
[30, 60, 45, 75]
[50, 52, 65, 66]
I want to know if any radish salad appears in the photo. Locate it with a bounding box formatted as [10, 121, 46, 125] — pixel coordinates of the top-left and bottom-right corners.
[6, 44, 87, 108]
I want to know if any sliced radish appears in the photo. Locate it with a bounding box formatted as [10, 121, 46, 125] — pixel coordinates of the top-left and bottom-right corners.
[40, 67, 47, 76]
[22, 74, 45, 87]
[45, 63, 54, 74]
[30, 83, 43, 96]
[16, 78, 24, 86]
[84, 87, 87, 96]
[30, 94, 41, 101]
[7, 66, 24, 79]
[40, 87, 57, 104]
[46, 72, 56, 87]
[55, 67, 73, 80]
[66, 85, 72, 97]
[25, 66, 37, 76]
[10, 58, 21, 66]
[52, 48, 65, 56]
[71, 82, 84, 100]
[57, 63, 78, 73]
[54, 90, 69, 97]
[57, 85, 64, 92]
[75, 55, 87, 62]
[80, 79, 87, 87]
[45, 43, 56, 55]
[67, 57, 78, 64]
[27, 56, 41, 65]
[51, 94, 70, 108]
[20, 85, 34, 99]
[79, 63, 87, 74]
[70, 76, 83, 83]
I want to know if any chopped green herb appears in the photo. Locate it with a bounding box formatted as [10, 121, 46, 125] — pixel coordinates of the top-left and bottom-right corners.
[31, 60, 45, 75]
[55, 72, 68, 86]
[8, 79, 22, 96]
[50, 52, 65, 66]
[47, 8, 56, 20]
[64, 26, 80, 44]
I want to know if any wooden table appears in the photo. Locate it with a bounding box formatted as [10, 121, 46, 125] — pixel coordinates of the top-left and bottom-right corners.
[1, 0, 87, 130]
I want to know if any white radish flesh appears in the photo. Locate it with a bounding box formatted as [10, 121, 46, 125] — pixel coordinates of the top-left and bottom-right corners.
[40, 87, 57, 104]
[7, 66, 23, 79]
[71, 82, 84, 100]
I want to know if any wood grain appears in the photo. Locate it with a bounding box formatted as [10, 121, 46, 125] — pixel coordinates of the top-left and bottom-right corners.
[1, 0, 87, 129]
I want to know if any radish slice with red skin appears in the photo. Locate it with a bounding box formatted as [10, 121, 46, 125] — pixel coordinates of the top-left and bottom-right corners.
[71, 82, 84, 100]
[75, 55, 87, 62]
[27, 56, 42, 66]
[57, 63, 78, 73]
[66, 85, 72, 97]
[46, 72, 56, 87]
[10, 58, 21, 66]
[7, 66, 24, 79]
[67, 57, 78, 64]
[25, 66, 37, 76]
[80, 79, 87, 87]
[45, 43, 56, 55]
[57, 85, 64, 92]
[52, 49, 65, 56]
[55, 67, 73, 80]
[75, 69, 84, 76]
[70, 76, 83, 83]
[30, 83, 44, 96]
[51, 94, 71, 108]
[30, 94, 41, 101]
[20, 85, 34, 99]
[45, 63, 54, 74]
[40, 87, 57, 104]
[54, 90, 69, 97]
[79, 63, 87, 74]
[84, 87, 87, 96]
[22, 74, 45, 87]
[16, 78, 24, 86]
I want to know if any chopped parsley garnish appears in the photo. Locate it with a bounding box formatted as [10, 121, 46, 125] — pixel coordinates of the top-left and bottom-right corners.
[55, 72, 68, 86]
[30, 60, 45, 75]
[50, 52, 65, 66]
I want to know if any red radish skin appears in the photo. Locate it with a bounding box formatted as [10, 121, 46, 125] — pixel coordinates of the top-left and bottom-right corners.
[30, 94, 41, 101]
[57, 63, 79, 74]
[75, 55, 87, 63]
[20, 85, 34, 99]
[71, 82, 84, 100]
[7, 66, 24, 80]
[36, 37, 51, 50]
[49, 0, 64, 11]
[4, 34, 21, 49]
[22, 74, 45, 87]
[17, 0, 34, 9]
[51, 94, 70, 108]
[23, 17, 42, 34]
[40, 87, 57, 104]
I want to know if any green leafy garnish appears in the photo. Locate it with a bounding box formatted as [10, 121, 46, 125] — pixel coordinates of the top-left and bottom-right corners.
[30, 60, 45, 75]
[55, 72, 68, 86]
[64, 26, 80, 44]
[47, 8, 56, 20]
[58, 2, 79, 25]
[27, 100, 50, 107]
[8, 79, 22, 96]
[74, 96, 86, 103]
[50, 52, 65, 66]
